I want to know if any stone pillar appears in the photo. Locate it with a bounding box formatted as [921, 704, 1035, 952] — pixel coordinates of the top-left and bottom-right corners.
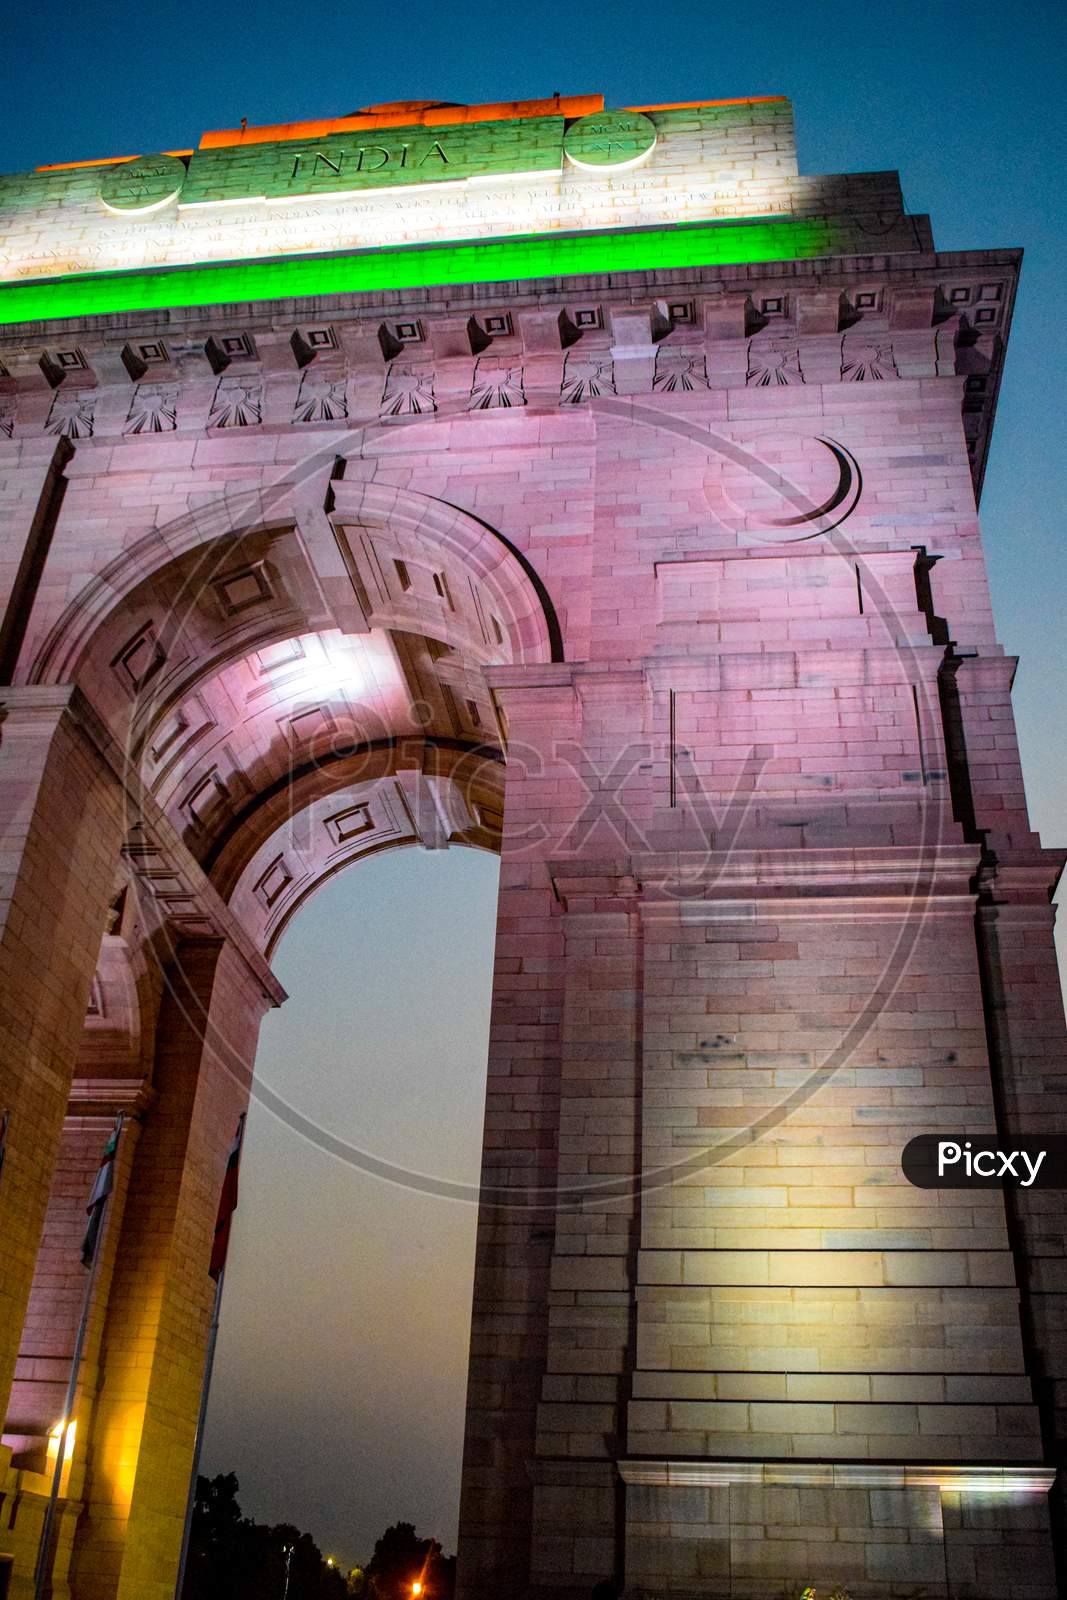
[68, 938, 276, 1600]
[456, 672, 573, 1600]
[975, 865, 1067, 1586]
[943, 654, 1033, 843]
[945, 652, 1067, 1578]
[3, 1085, 149, 1600]
[529, 889, 643, 1593]
[0, 687, 124, 1465]
[620, 855, 1057, 1598]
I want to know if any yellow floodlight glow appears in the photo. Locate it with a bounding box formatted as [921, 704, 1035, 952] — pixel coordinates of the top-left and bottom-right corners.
[935, 1471, 1054, 1495]
[47, 1418, 77, 1464]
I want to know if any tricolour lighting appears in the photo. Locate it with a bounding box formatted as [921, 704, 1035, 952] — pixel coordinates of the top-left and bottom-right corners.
[0, 215, 844, 327]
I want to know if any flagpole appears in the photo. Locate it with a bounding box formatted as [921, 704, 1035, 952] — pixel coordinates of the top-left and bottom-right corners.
[33, 1113, 124, 1600]
[172, 1265, 226, 1600]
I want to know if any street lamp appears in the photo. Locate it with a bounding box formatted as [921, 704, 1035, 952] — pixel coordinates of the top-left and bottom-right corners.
[412, 1583, 423, 1597]
[282, 1543, 294, 1600]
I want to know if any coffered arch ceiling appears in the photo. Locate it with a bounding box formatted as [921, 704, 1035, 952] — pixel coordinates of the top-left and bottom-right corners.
[139, 627, 506, 943]
[26, 477, 562, 707]
[217, 742, 504, 958]
[27, 482, 549, 950]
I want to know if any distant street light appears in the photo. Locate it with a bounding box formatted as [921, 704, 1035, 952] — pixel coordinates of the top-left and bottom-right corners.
[412, 1583, 423, 1597]
[282, 1543, 295, 1600]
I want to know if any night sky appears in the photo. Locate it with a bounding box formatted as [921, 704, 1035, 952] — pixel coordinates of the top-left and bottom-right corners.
[5, 0, 1065, 1570]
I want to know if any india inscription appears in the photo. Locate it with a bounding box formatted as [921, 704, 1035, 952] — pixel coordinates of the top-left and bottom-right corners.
[177, 113, 566, 205]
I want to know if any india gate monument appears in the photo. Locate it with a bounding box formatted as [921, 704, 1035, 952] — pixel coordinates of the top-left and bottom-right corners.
[0, 88, 1064, 1600]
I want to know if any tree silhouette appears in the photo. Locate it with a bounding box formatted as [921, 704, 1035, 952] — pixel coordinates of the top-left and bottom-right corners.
[365, 1522, 455, 1600]
[179, 1477, 454, 1600]
[180, 1474, 347, 1600]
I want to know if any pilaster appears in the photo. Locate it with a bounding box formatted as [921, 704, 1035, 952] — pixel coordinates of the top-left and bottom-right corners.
[0, 687, 126, 1441]
[70, 938, 272, 1600]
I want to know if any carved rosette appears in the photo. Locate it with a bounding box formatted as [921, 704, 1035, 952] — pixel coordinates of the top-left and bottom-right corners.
[381, 363, 436, 417]
[468, 360, 525, 410]
[208, 378, 263, 428]
[293, 370, 348, 423]
[841, 338, 899, 380]
[560, 355, 615, 404]
[124, 383, 178, 435]
[653, 349, 709, 392]
[746, 339, 804, 386]
[45, 391, 96, 437]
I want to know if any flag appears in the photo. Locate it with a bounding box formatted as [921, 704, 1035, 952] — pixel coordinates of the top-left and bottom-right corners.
[209, 1114, 246, 1281]
[81, 1115, 123, 1268]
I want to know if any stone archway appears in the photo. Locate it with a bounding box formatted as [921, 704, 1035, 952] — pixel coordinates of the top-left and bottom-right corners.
[0, 476, 558, 1600]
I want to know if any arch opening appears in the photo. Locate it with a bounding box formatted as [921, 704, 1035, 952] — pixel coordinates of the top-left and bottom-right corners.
[197, 843, 500, 1566]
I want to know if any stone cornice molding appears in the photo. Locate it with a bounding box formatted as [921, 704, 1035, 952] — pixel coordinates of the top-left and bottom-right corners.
[617, 1459, 1057, 1494]
[66, 1076, 157, 1121]
[0, 248, 1021, 348]
[977, 849, 1067, 906]
[548, 842, 983, 911]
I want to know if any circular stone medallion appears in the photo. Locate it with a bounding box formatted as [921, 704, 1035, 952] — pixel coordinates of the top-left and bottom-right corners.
[563, 110, 657, 172]
[99, 154, 186, 214]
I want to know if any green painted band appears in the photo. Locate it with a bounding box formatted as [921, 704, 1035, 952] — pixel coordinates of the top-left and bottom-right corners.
[0, 216, 845, 328]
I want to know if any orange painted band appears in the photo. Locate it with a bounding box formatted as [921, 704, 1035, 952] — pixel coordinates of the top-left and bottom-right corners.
[36, 150, 194, 173]
[199, 94, 604, 149]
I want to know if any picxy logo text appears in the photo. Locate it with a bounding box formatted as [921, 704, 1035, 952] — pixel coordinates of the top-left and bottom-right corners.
[902, 1134, 1067, 1189]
